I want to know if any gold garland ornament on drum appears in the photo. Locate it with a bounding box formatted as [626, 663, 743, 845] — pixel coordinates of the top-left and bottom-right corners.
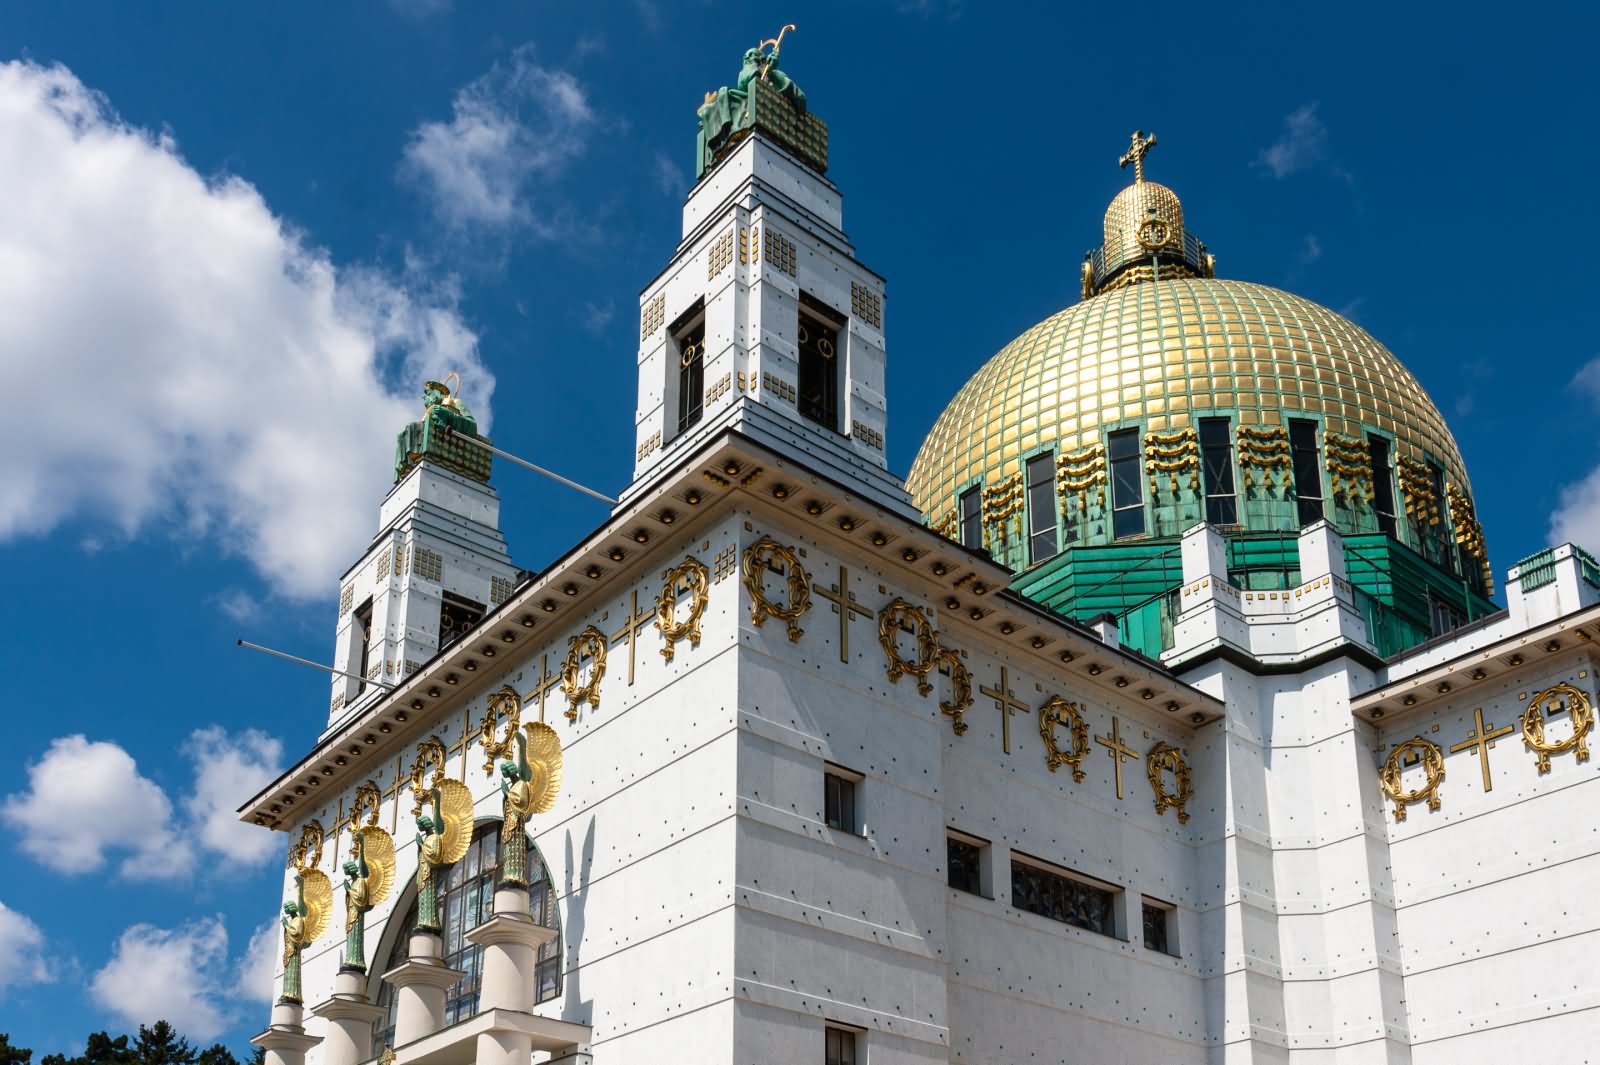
[877, 598, 940, 696]
[1039, 696, 1090, 781]
[1146, 742, 1194, 824]
[280, 821, 332, 1002]
[411, 738, 472, 932]
[561, 626, 608, 722]
[657, 555, 711, 662]
[499, 721, 564, 886]
[1520, 682, 1593, 773]
[341, 783, 396, 971]
[1378, 736, 1446, 822]
[742, 536, 811, 641]
[481, 686, 523, 776]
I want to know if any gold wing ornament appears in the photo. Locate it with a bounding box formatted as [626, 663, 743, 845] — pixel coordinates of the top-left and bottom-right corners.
[356, 826, 397, 909]
[298, 868, 333, 945]
[436, 779, 474, 866]
[520, 721, 564, 816]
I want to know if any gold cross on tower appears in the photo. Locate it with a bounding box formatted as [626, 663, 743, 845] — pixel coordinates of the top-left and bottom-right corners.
[1450, 706, 1514, 792]
[813, 565, 873, 663]
[979, 666, 1029, 754]
[610, 589, 655, 687]
[1119, 130, 1157, 184]
[1095, 716, 1138, 799]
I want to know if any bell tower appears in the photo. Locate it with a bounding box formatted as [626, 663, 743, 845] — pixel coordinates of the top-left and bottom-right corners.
[327, 378, 521, 729]
[620, 34, 916, 519]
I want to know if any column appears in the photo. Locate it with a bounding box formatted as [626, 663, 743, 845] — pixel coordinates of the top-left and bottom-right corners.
[380, 929, 466, 1047]
[310, 968, 386, 1065]
[464, 884, 559, 1065]
[251, 999, 320, 1065]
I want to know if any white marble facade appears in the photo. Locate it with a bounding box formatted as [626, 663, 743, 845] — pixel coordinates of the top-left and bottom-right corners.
[246, 126, 1600, 1065]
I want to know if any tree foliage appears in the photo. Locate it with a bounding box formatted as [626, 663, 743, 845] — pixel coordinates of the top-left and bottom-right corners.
[15, 1022, 258, 1065]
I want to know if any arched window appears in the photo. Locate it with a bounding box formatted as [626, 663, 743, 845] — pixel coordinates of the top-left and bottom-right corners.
[373, 820, 562, 1047]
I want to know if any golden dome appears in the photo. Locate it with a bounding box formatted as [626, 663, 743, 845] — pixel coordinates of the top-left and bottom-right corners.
[1103, 180, 1185, 263]
[906, 277, 1470, 527]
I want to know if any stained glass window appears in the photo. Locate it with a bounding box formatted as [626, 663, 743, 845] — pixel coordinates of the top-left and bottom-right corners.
[1010, 858, 1116, 936]
[373, 821, 561, 1048]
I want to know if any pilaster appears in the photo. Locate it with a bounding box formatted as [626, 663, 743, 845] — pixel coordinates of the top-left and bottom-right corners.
[309, 968, 387, 1065]
[464, 884, 561, 1065]
[380, 929, 466, 1047]
[250, 999, 321, 1065]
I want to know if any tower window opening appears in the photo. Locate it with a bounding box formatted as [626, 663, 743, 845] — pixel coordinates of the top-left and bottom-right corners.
[1368, 435, 1397, 536]
[959, 485, 983, 551]
[1428, 592, 1465, 636]
[1425, 462, 1452, 571]
[439, 592, 485, 652]
[798, 293, 843, 431]
[1289, 419, 1323, 526]
[671, 301, 706, 436]
[1199, 417, 1237, 526]
[353, 598, 374, 697]
[1109, 428, 1145, 539]
[1026, 451, 1059, 563]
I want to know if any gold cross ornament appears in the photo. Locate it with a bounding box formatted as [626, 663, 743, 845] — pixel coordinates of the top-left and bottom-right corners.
[979, 666, 1029, 754]
[813, 565, 872, 663]
[1449, 706, 1513, 792]
[1119, 130, 1157, 184]
[1095, 716, 1138, 799]
[610, 589, 655, 686]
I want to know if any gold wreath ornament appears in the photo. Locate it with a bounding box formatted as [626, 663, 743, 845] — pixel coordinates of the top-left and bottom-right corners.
[410, 736, 448, 815]
[742, 536, 811, 641]
[934, 646, 973, 734]
[482, 686, 522, 775]
[1521, 682, 1593, 773]
[1378, 736, 1446, 822]
[351, 782, 383, 829]
[1146, 742, 1194, 823]
[287, 820, 326, 871]
[561, 626, 608, 721]
[1040, 697, 1090, 781]
[877, 598, 939, 696]
[657, 556, 710, 662]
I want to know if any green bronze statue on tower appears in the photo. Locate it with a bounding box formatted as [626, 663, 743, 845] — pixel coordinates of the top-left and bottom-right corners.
[695, 25, 827, 180]
[393, 371, 492, 484]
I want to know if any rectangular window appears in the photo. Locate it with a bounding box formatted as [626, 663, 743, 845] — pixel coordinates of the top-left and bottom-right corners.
[1198, 417, 1237, 526]
[798, 293, 843, 431]
[959, 485, 983, 551]
[1289, 419, 1323, 526]
[1426, 462, 1452, 570]
[946, 832, 986, 895]
[823, 765, 859, 834]
[1026, 451, 1058, 564]
[1108, 428, 1145, 539]
[1368, 435, 1397, 536]
[672, 302, 706, 435]
[1010, 856, 1117, 937]
[825, 1027, 858, 1065]
[1142, 899, 1177, 956]
[353, 598, 374, 697]
[1429, 593, 1465, 636]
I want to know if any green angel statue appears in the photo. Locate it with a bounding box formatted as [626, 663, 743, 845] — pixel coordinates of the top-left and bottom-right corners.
[341, 826, 395, 970]
[279, 872, 330, 1002]
[413, 780, 470, 931]
[498, 723, 564, 886]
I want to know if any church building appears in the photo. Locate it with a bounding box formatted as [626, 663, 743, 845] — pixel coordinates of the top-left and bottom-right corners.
[241, 41, 1600, 1065]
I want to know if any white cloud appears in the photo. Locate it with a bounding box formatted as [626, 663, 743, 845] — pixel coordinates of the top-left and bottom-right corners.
[234, 919, 280, 1005]
[1572, 356, 1600, 404]
[90, 917, 230, 1040]
[1297, 233, 1323, 264]
[1550, 466, 1600, 555]
[4, 735, 192, 880]
[0, 901, 53, 995]
[652, 150, 686, 198]
[1256, 102, 1328, 178]
[4, 727, 284, 879]
[181, 727, 284, 864]
[390, 0, 450, 17]
[402, 48, 594, 230]
[0, 60, 491, 599]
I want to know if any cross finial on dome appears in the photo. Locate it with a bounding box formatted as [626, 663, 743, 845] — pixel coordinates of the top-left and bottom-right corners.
[1119, 130, 1157, 184]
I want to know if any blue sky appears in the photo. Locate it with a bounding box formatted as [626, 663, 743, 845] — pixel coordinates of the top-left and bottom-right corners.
[2, 0, 1596, 1053]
